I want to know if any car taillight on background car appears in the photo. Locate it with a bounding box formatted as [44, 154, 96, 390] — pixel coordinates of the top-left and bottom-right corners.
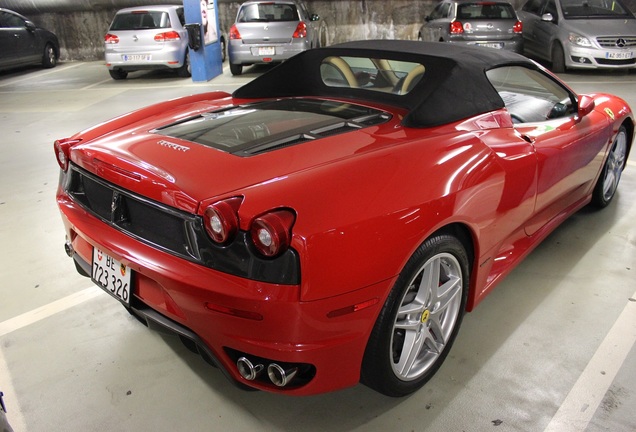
[229, 24, 241, 40]
[450, 21, 464, 34]
[154, 31, 181, 42]
[513, 21, 523, 34]
[292, 22, 307, 39]
[104, 34, 119, 44]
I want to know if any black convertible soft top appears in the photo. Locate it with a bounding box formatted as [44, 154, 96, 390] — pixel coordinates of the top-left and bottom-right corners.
[233, 40, 538, 128]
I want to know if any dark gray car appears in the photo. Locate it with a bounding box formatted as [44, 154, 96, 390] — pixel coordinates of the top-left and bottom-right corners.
[0, 8, 59, 72]
[518, 0, 636, 72]
[418, 0, 523, 53]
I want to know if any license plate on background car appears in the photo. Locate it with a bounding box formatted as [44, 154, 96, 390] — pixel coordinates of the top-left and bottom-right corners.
[258, 47, 276, 56]
[123, 54, 151, 61]
[476, 43, 504, 49]
[606, 51, 633, 60]
[92, 248, 132, 305]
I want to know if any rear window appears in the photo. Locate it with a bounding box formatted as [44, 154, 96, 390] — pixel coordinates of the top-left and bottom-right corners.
[320, 56, 425, 95]
[457, 3, 517, 19]
[110, 11, 171, 30]
[237, 3, 299, 22]
[154, 99, 390, 156]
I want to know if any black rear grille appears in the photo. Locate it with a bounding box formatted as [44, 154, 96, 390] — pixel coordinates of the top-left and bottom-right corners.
[65, 165, 300, 284]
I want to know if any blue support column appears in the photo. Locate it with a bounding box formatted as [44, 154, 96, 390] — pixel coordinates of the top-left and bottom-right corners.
[183, 0, 223, 82]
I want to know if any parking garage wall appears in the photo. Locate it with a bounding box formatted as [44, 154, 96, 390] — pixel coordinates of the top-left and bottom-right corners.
[3, 0, 440, 61]
[5, 0, 636, 62]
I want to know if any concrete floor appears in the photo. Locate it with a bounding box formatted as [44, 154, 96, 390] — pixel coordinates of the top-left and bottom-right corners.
[0, 62, 635, 432]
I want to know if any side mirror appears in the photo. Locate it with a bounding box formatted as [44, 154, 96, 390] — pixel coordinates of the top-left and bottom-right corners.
[185, 23, 202, 51]
[311, 14, 320, 21]
[541, 13, 554, 22]
[25, 20, 36, 32]
[577, 95, 595, 118]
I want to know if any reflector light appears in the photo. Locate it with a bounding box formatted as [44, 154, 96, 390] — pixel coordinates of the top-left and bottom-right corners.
[155, 31, 181, 42]
[204, 197, 243, 244]
[327, 298, 380, 318]
[513, 21, 523, 34]
[205, 302, 263, 321]
[292, 22, 307, 38]
[229, 24, 241, 40]
[250, 210, 295, 257]
[104, 33, 119, 44]
[450, 21, 464, 34]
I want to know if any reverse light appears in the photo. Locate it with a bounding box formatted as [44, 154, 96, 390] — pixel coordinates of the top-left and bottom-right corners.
[450, 21, 464, 34]
[155, 31, 181, 42]
[229, 24, 242, 40]
[250, 210, 295, 257]
[104, 33, 119, 44]
[292, 22, 307, 38]
[204, 197, 243, 244]
[54, 138, 81, 172]
[513, 20, 523, 34]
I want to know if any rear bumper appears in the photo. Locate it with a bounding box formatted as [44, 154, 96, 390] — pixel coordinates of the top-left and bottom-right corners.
[105, 45, 186, 71]
[228, 39, 309, 65]
[58, 191, 389, 395]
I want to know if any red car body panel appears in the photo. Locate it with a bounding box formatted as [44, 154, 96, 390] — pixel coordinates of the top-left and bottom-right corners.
[55, 41, 633, 395]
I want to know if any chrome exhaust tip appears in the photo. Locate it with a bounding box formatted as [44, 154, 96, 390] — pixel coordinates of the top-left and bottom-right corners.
[237, 357, 264, 381]
[267, 363, 298, 387]
[64, 241, 74, 257]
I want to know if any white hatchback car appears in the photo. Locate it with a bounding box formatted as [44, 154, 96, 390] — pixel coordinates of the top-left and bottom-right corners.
[104, 5, 189, 80]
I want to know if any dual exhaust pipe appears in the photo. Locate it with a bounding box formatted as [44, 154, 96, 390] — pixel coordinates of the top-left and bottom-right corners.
[237, 357, 298, 387]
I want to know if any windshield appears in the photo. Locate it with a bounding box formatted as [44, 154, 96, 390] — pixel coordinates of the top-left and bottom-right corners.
[560, 0, 632, 18]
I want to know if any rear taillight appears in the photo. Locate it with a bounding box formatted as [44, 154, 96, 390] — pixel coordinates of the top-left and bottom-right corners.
[204, 197, 243, 244]
[250, 210, 295, 257]
[54, 138, 81, 172]
[155, 31, 181, 42]
[104, 33, 119, 44]
[229, 24, 241, 40]
[450, 21, 464, 34]
[513, 20, 523, 34]
[292, 22, 307, 39]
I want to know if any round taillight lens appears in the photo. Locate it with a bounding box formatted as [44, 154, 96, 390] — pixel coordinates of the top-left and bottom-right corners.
[250, 210, 295, 257]
[513, 21, 523, 34]
[54, 138, 80, 172]
[204, 197, 242, 244]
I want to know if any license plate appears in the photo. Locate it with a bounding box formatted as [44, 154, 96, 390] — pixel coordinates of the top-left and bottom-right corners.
[477, 43, 504, 49]
[92, 248, 132, 305]
[123, 54, 151, 61]
[258, 47, 275, 56]
[606, 51, 632, 60]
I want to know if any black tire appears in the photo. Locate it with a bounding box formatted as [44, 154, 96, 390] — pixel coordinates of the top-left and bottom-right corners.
[361, 234, 470, 397]
[591, 125, 628, 207]
[230, 62, 243, 76]
[109, 69, 128, 80]
[220, 37, 227, 62]
[42, 43, 57, 68]
[551, 43, 566, 73]
[176, 50, 191, 77]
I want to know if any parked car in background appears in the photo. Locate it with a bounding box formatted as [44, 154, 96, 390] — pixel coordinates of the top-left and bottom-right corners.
[228, 0, 321, 75]
[518, 0, 636, 72]
[104, 5, 190, 80]
[0, 8, 59, 72]
[55, 40, 632, 396]
[418, 0, 523, 53]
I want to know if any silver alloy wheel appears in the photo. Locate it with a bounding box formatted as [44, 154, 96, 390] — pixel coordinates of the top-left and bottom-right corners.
[390, 252, 463, 381]
[601, 129, 627, 202]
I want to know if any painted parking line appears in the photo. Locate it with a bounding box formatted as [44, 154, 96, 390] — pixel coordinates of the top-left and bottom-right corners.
[0, 62, 86, 88]
[543, 289, 636, 432]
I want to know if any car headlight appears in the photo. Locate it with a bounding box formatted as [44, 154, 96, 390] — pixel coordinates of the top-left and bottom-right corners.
[568, 33, 593, 47]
